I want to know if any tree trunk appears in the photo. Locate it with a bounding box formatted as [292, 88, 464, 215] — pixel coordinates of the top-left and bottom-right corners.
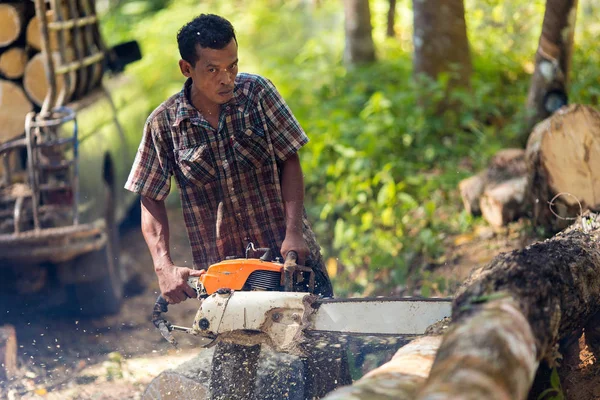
[0, 3, 24, 47]
[343, 0, 376, 66]
[386, 0, 397, 37]
[0, 47, 27, 79]
[524, 0, 578, 142]
[412, 0, 472, 88]
[526, 104, 600, 233]
[0, 79, 33, 142]
[0, 324, 17, 381]
[417, 212, 600, 399]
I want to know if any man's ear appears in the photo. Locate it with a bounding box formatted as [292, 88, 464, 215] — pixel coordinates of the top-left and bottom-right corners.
[179, 59, 193, 78]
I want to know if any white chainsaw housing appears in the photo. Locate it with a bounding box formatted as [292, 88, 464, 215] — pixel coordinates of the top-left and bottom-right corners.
[192, 291, 316, 353]
[190, 291, 452, 354]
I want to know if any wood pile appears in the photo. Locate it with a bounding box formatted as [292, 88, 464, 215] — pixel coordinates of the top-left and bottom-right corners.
[0, 0, 105, 144]
[459, 104, 600, 233]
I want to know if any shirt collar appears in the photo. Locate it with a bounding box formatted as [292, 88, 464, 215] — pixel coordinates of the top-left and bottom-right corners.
[172, 77, 250, 127]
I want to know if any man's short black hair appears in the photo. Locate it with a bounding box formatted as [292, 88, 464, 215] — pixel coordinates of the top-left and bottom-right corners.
[177, 14, 236, 66]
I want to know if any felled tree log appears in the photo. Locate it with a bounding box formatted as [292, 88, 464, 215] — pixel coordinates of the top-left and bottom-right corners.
[0, 79, 33, 142]
[526, 104, 600, 233]
[459, 148, 527, 218]
[0, 324, 17, 381]
[479, 176, 528, 227]
[417, 212, 600, 399]
[0, 3, 24, 47]
[323, 336, 443, 400]
[0, 47, 27, 79]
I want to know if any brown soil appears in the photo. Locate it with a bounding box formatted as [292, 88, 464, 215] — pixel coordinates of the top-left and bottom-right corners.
[1, 210, 598, 399]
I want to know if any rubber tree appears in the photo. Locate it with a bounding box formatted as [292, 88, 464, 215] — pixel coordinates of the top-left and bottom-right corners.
[343, 0, 376, 66]
[523, 0, 578, 144]
[412, 0, 472, 89]
[387, 0, 397, 37]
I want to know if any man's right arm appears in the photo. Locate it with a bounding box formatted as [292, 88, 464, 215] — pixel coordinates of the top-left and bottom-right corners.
[141, 196, 204, 303]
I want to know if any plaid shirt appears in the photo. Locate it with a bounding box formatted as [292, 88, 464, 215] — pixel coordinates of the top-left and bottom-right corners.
[125, 73, 324, 273]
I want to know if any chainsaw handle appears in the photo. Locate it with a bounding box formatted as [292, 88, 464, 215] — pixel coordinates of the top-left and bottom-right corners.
[283, 250, 298, 292]
[152, 294, 177, 346]
[285, 250, 298, 263]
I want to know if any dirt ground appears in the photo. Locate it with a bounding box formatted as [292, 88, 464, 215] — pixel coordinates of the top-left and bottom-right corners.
[0, 208, 594, 399]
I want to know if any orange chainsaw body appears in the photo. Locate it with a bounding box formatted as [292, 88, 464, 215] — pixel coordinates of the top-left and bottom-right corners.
[200, 258, 283, 295]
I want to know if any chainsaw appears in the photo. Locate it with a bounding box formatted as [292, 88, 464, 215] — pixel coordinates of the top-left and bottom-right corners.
[152, 245, 452, 354]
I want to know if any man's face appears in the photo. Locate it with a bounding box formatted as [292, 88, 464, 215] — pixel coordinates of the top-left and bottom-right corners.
[179, 39, 239, 107]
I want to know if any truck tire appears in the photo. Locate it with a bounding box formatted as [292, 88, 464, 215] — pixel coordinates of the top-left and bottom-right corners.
[69, 183, 123, 316]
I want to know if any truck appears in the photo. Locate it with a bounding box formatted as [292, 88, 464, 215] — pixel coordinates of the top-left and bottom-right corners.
[0, 0, 147, 315]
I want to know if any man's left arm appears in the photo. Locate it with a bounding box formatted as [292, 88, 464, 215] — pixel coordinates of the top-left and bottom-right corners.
[280, 153, 309, 262]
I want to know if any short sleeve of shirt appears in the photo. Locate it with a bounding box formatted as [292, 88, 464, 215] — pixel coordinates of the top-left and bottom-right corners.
[124, 119, 172, 200]
[260, 78, 309, 163]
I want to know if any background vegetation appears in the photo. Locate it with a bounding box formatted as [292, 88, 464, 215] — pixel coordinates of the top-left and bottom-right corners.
[100, 0, 600, 296]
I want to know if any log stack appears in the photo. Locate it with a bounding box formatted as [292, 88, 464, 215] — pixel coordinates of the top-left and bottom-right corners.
[459, 104, 600, 234]
[0, 0, 105, 144]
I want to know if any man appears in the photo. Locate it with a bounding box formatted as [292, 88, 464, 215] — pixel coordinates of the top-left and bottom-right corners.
[125, 14, 332, 302]
[126, 13, 348, 399]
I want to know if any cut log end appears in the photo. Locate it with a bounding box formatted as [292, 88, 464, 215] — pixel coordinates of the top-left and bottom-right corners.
[0, 47, 28, 79]
[0, 79, 33, 142]
[527, 104, 600, 232]
[23, 52, 76, 107]
[0, 4, 23, 47]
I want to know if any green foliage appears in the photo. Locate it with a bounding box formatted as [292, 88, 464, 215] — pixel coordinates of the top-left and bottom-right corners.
[537, 367, 565, 400]
[100, 0, 600, 296]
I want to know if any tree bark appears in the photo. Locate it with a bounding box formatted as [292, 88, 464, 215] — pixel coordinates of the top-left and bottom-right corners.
[0, 46, 27, 79]
[526, 104, 600, 233]
[0, 3, 23, 47]
[0, 79, 33, 142]
[417, 212, 600, 399]
[523, 0, 578, 143]
[412, 0, 472, 88]
[386, 0, 397, 37]
[343, 0, 376, 66]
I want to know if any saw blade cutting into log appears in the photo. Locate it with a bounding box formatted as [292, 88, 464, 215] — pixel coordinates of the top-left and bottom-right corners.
[151, 246, 452, 352]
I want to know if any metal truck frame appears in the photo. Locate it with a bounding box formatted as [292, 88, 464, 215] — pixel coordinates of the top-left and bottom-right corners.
[0, 0, 145, 315]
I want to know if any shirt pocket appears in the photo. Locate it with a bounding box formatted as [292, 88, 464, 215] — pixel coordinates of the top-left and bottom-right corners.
[232, 125, 271, 170]
[176, 145, 217, 187]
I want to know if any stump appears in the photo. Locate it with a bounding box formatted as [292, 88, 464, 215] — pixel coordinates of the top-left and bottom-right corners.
[526, 104, 600, 233]
[0, 324, 17, 381]
[0, 47, 28, 79]
[0, 3, 23, 47]
[0, 79, 33, 142]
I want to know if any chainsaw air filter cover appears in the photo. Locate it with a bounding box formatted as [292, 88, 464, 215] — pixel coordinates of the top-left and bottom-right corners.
[201, 258, 283, 295]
